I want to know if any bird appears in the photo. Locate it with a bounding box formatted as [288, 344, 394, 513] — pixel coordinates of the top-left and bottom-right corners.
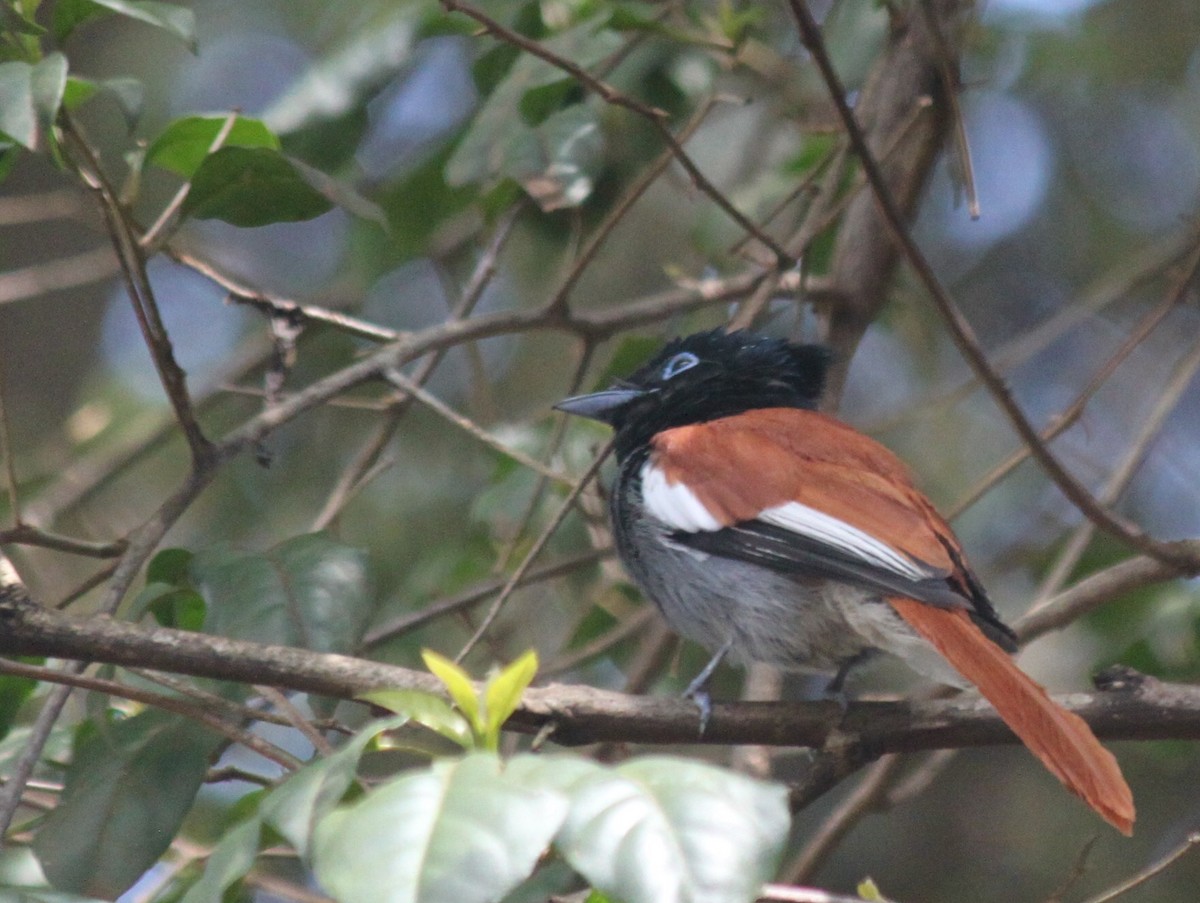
[555, 328, 1134, 835]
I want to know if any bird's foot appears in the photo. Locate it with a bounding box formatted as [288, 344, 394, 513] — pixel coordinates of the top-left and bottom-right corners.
[683, 680, 714, 736]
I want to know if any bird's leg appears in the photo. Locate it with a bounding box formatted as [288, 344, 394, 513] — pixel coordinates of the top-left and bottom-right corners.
[825, 649, 875, 709]
[683, 639, 732, 735]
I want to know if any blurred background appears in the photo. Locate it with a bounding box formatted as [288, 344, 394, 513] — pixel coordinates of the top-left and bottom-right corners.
[2, 0, 1199, 900]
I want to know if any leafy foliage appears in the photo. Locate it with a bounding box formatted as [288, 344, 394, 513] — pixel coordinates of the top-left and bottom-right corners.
[32, 711, 223, 898]
[1, 0, 1198, 901]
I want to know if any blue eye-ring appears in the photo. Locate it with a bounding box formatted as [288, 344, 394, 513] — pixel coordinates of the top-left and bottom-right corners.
[661, 351, 700, 380]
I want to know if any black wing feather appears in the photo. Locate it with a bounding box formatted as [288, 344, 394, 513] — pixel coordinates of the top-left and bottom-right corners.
[672, 520, 1017, 652]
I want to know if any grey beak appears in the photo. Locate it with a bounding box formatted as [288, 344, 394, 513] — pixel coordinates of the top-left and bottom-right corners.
[554, 388, 648, 424]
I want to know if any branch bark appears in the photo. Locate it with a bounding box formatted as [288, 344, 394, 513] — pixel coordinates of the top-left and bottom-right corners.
[1, 589, 1197, 754]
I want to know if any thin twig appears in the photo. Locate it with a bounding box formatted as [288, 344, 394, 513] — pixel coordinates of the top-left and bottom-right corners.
[862, 232, 1197, 437]
[256, 685, 334, 757]
[141, 111, 239, 250]
[0, 674, 78, 842]
[55, 561, 120, 609]
[759, 883, 897, 903]
[782, 755, 905, 883]
[918, 0, 979, 218]
[383, 368, 572, 484]
[1030, 334, 1200, 606]
[312, 204, 523, 530]
[785, 0, 1196, 570]
[441, 0, 793, 267]
[0, 523, 126, 558]
[129, 668, 349, 736]
[171, 248, 402, 343]
[0, 188, 86, 226]
[547, 96, 720, 313]
[0, 658, 301, 771]
[455, 438, 615, 663]
[62, 118, 213, 467]
[1043, 836, 1099, 903]
[493, 339, 596, 572]
[1016, 552, 1197, 643]
[945, 280, 1194, 519]
[361, 549, 608, 649]
[542, 607, 656, 677]
[1079, 831, 1200, 903]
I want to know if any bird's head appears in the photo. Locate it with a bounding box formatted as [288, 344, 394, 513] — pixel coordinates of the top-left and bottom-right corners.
[555, 329, 831, 460]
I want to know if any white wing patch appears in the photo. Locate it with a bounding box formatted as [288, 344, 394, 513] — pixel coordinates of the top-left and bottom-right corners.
[640, 462, 933, 581]
[759, 501, 931, 581]
[640, 461, 722, 532]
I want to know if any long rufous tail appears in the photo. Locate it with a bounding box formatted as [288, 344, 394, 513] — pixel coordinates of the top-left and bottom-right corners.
[887, 596, 1135, 835]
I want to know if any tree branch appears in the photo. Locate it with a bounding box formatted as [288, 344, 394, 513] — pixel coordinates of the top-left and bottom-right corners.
[0, 593, 1197, 754]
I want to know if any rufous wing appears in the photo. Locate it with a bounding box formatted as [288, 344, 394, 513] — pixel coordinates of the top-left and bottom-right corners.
[887, 596, 1134, 834]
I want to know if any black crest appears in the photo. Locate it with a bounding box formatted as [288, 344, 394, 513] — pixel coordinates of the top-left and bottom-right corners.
[602, 330, 831, 460]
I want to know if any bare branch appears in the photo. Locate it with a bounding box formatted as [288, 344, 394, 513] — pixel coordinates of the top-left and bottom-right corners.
[786, 0, 1199, 570]
[455, 438, 615, 662]
[0, 658, 300, 771]
[1080, 831, 1200, 903]
[440, 0, 794, 267]
[2, 597, 1200, 754]
[62, 119, 213, 467]
[782, 755, 905, 883]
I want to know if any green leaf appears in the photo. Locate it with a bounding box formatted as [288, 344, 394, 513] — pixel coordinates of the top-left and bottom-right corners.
[177, 716, 406, 902]
[131, 549, 205, 629]
[32, 710, 224, 898]
[53, 0, 197, 51]
[0, 3, 47, 36]
[0, 143, 20, 187]
[31, 53, 67, 130]
[180, 146, 335, 227]
[421, 649, 482, 737]
[263, 12, 418, 137]
[146, 114, 280, 179]
[532, 755, 790, 903]
[0, 62, 37, 150]
[62, 77, 97, 109]
[260, 715, 408, 857]
[147, 586, 206, 631]
[193, 533, 374, 653]
[483, 650, 538, 747]
[177, 816, 264, 903]
[445, 18, 620, 205]
[358, 689, 472, 748]
[515, 103, 605, 212]
[857, 877, 887, 901]
[62, 76, 144, 130]
[146, 547, 194, 585]
[377, 144, 477, 259]
[312, 753, 569, 903]
[0, 664, 39, 740]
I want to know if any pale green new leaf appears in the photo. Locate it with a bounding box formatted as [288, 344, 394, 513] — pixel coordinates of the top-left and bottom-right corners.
[421, 649, 482, 736]
[358, 689, 472, 748]
[483, 650, 538, 747]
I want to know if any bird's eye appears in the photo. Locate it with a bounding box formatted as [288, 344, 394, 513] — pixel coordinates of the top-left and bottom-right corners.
[661, 352, 699, 380]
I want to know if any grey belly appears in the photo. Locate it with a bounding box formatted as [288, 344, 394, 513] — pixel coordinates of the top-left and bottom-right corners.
[616, 516, 876, 672]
